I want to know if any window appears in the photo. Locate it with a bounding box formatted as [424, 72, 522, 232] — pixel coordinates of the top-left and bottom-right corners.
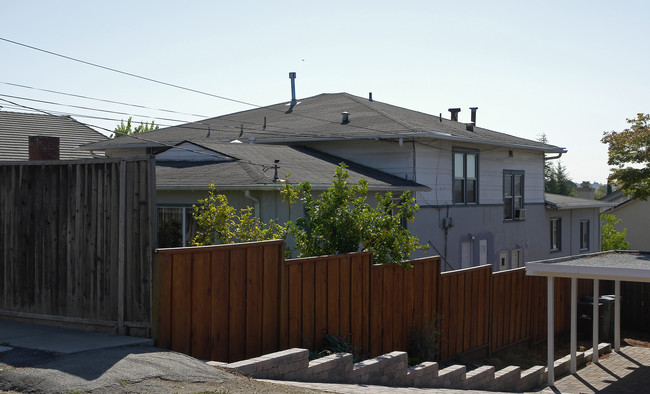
[499, 250, 509, 270]
[511, 249, 522, 268]
[453, 149, 478, 204]
[580, 220, 590, 251]
[158, 206, 197, 247]
[550, 218, 561, 251]
[504, 170, 524, 220]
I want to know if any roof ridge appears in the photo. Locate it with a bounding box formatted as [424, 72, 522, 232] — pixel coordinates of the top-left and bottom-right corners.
[344, 93, 420, 133]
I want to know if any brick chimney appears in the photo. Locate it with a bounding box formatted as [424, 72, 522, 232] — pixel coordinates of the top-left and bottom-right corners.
[29, 136, 60, 160]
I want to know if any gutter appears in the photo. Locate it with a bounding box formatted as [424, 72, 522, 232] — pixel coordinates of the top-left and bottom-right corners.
[156, 184, 430, 192]
[258, 132, 567, 154]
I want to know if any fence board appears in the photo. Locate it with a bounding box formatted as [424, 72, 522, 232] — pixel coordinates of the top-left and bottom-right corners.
[350, 254, 364, 352]
[191, 252, 211, 360]
[314, 259, 328, 351]
[301, 259, 315, 350]
[245, 246, 263, 358]
[211, 248, 230, 362]
[171, 253, 192, 355]
[262, 244, 280, 355]
[229, 247, 247, 362]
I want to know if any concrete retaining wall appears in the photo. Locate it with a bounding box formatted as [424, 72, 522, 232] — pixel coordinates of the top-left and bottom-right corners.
[211, 343, 612, 392]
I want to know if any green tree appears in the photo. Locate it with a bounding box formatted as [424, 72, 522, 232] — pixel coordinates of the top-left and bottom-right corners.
[191, 184, 285, 245]
[594, 184, 608, 199]
[113, 116, 159, 138]
[545, 161, 577, 196]
[601, 214, 630, 251]
[281, 164, 427, 266]
[601, 113, 650, 200]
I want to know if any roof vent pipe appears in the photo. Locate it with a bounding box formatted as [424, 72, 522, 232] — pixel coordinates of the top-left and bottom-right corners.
[448, 108, 461, 122]
[289, 72, 297, 106]
[369, 92, 373, 101]
[341, 112, 350, 124]
[470, 107, 478, 125]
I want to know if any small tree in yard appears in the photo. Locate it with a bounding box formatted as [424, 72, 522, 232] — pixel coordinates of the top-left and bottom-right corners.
[191, 184, 285, 245]
[601, 213, 630, 251]
[282, 164, 427, 266]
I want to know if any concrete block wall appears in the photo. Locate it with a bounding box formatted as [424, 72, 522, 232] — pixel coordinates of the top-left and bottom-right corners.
[215, 343, 612, 392]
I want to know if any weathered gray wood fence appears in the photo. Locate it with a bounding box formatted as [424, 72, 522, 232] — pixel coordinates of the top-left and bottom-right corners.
[0, 157, 156, 335]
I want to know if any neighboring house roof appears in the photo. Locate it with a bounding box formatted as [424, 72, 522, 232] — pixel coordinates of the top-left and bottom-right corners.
[599, 189, 632, 204]
[156, 141, 430, 192]
[0, 111, 108, 160]
[82, 93, 566, 154]
[545, 193, 616, 210]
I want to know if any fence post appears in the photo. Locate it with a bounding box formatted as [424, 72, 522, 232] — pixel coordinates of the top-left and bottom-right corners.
[279, 244, 288, 349]
[117, 159, 126, 335]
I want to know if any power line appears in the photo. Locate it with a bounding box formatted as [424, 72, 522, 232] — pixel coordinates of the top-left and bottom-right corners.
[0, 96, 277, 170]
[0, 37, 417, 136]
[1, 81, 209, 118]
[0, 93, 194, 124]
[0, 92, 344, 140]
[0, 37, 261, 108]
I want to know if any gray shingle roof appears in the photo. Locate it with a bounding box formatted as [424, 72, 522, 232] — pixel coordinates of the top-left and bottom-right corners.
[0, 111, 108, 160]
[545, 193, 616, 210]
[156, 141, 429, 191]
[82, 93, 565, 153]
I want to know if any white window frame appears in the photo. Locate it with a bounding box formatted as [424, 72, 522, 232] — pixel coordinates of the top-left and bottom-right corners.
[453, 148, 479, 205]
[550, 217, 561, 252]
[580, 220, 590, 251]
[504, 170, 524, 221]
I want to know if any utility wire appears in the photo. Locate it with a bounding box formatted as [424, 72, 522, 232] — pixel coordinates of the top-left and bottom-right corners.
[1, 92, 340, 139]
[0, 93, 193, 124]
[1, 81, 209, 118]
[0, 37, 260, 108]
[0, 97, 289, 171]
[0, 37, 417, 136]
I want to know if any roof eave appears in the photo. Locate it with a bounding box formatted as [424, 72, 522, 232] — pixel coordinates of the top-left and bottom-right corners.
[258, 132, 566, 153]
[156, 184, 430, 192]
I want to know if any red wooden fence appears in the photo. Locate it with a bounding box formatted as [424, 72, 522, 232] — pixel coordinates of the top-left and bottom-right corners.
[154, 241, 593, 363]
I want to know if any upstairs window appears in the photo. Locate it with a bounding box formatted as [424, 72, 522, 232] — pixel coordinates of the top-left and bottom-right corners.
[453, 149, 478, 204]
[580, 220, 590, 251]
[550, 218, 561, 251]
[504, 170, 524, 220]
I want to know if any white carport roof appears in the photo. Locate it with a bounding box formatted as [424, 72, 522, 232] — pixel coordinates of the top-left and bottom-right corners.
[525, 251, 650, 386]
[526, 251, 650, 282]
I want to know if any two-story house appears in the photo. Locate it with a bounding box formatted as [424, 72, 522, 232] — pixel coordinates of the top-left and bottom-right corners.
[82, 80, 609, 269]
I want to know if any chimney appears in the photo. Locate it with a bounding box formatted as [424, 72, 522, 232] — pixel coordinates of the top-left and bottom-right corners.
[29, 136, 60, 160]
[369, 92, 373, 101]
[341, 112, 350, 124]
[289, 72, 297, 106]
[448, 108, 461, 122]
[470, 107, 478, 125]
[577, 181, 595, 200]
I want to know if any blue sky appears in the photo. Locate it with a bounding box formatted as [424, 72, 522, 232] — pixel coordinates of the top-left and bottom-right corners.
[2, 1, 649, 184]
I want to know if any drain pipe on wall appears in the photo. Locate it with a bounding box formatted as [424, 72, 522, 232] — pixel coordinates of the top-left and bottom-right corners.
[244, 190, 260, 218]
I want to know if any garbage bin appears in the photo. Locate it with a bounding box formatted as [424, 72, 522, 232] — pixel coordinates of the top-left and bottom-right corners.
[577, 295, 616, 342]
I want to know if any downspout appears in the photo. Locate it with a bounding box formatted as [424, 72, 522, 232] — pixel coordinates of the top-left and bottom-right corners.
[245, 190, 260, 218]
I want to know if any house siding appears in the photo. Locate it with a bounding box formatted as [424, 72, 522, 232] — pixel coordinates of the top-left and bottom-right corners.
[608, 199, 650, 251]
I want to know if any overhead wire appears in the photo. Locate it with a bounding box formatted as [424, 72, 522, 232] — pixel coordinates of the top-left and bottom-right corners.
[0, 37, 419, 136]
[0, 89, 348, 140]
[0, 97, 279, 171]
[0, 81, 209, 118]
